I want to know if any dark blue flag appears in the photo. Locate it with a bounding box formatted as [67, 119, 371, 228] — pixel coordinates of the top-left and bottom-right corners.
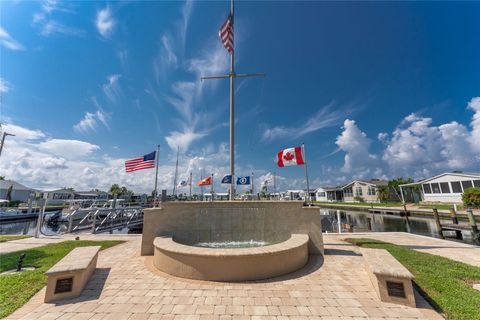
[221, 175, 232, 184]
[236, 176, 251, 185]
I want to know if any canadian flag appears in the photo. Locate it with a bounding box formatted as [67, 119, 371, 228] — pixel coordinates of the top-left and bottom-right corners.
[277, 146, 305, 167]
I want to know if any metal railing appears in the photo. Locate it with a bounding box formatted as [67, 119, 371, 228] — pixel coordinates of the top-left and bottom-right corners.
[67, 207, 144, 234]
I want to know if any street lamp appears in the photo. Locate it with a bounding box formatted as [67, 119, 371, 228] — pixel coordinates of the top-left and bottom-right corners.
[0, 132, 15, 157]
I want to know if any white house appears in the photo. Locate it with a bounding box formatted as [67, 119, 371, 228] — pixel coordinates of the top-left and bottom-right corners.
[0, 180, 36, 202]
[400, 172, 480, 203]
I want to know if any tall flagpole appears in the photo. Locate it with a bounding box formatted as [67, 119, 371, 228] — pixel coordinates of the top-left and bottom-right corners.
[173, 146, 179, 197]
[153, 145, 160, 206]
[302, 143, 311, 204]
[189, 172, 192, 198]
[229, 0, 235, 201]
[200, 0, 265, 201]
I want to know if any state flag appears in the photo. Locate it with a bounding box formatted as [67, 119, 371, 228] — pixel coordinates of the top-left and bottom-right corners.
[236, 176, 251, 185]
[221, 175, 232, 184]
[197, 176, 212, 186]
[277, 146, 305, 167]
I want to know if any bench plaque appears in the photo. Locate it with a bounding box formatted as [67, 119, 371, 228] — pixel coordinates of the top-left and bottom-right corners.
[54, 277, 74, 294]
[386, 281, 406, 298]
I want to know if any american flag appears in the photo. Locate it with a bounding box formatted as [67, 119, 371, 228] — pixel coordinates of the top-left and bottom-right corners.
[125, 151, 156, 173]
[219, 14, 233, 53]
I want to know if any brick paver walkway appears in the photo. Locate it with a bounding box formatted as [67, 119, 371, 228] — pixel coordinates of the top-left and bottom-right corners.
[7, 235, 443, 320]
[0, 234, 139, 254]
[328, 232, 480, 267]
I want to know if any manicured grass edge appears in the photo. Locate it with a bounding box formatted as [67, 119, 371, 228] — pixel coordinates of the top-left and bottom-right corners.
[0, 235, 32, 242]
[0, 240, 124, 318]
[345, 238, 480, 320]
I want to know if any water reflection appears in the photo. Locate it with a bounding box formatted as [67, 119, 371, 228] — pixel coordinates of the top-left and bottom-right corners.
[319, 208, 473, 243]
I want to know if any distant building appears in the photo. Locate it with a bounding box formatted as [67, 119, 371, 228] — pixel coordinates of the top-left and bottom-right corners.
[74, 190, 108, 201]
[43, 188, 75, 204]
[315, 179, 391, 203]
[399, 172, 480, 203]
[0, 180, 36, 202]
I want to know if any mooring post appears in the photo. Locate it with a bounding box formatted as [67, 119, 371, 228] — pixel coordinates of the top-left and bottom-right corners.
[432, 208, 444, 240]
[466, 209, 479, 245]
[449, 207, 459, 224]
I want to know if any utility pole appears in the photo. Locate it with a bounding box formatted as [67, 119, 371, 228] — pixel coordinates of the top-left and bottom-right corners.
[200, 0, 265, 200]
[0, 131, 15, 157]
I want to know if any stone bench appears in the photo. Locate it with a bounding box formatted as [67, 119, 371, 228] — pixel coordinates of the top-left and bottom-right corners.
[360, 248, 416, 307]
[44, 246, 100, 303]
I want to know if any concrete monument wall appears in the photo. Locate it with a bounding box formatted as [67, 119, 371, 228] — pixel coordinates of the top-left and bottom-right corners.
[141, 201, 324, 256]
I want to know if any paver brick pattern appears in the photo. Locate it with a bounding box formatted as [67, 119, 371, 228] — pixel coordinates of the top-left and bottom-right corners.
[7, 235, 443, 320]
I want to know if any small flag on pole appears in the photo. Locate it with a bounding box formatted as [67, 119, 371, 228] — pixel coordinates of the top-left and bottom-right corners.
[236, 176, 251, 185]
[277, 146, 305, 167]
[178, 180, 188, 188]
[197, 176, 212, 186]
[221, 174, 232, 184]
[125, 151, 156, 172]
[219, 14, 234, 53]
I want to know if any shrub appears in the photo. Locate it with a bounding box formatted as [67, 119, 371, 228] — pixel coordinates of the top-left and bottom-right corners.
[8, 200, 21, 207]
[462, 187, 480, 208]
[354, 196, 365, 203]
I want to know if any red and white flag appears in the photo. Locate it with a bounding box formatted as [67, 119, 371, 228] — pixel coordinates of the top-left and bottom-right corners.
[219, 14, 234, 53]
[277, 146, 305, 167]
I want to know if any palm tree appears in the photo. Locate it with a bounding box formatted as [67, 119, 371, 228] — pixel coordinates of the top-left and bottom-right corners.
[377, 186, 389, 203]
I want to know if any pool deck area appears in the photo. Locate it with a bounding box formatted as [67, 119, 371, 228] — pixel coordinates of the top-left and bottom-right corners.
[3, 232, 460, 320]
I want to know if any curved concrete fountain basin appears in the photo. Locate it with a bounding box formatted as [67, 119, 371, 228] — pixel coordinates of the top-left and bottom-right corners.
[153, 234, 309, 281]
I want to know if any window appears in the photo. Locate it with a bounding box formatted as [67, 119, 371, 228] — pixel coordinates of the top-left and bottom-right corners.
[367, 186, 376, 196]
[474, 180, 480, 187]
[431, 183, 441, 194]
[355, 187, 363, 196]
[462, 180, 473, 191]
[343, 187, 353, 197]
[451, 181, 462, 193]
[440, 182, 450, 193]
[317, 192, 326, 197]
[422, 184, 432, 194]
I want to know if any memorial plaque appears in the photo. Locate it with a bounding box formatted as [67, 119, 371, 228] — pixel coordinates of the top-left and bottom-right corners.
[386, 281, 406, 298]
[55, 277, 74, 294]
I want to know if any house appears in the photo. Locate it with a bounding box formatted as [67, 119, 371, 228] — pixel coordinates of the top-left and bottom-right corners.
[43, 188, 76, 204]
[341, 180, 386, 203]
[74, 190, 108, 201]
[0, 180, 36, 202]
[315, 179, 391, 203]
[316, 187, 344, 202]
[399, 172, 480, 204]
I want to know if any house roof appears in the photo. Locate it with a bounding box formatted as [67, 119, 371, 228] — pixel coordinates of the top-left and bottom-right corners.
[399, 172, 480, 187]
[400, 172, 480, 187]
[341, 180, 382, 189]
[0, 180, 34, 191]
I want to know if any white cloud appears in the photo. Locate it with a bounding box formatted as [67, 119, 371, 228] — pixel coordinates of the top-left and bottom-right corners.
[2, 123, 45, 140]
[0, 78, 12, 93]
[73, 110, 110, 134]
[335, 119, 377, 174]
[32, 1, 83, 37]
[38, 139, 100, 159]
[0, 123, 236, 194]
[0, 26, 25, 51]
[165, 129, 207, 152]
[331, 97, 480, 182]
[468, 96, 480, 153]
[102, 74, 122, 103]
[39, 20, 84, 37]
[262, 102, 342, 141]
[96, 7, 115, 38]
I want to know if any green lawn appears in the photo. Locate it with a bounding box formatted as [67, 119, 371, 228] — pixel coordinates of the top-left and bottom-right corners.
[346, 238, 480, 320]
[417, 204, 464, 210]
[0, 235, 32, 243]
[0, 240, 124, 318]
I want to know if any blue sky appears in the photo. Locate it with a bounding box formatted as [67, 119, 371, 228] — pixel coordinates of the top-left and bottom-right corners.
[1, 0, 479, 193]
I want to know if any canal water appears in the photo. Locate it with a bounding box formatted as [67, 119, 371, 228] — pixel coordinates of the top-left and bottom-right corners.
[0, 208, 474, 244]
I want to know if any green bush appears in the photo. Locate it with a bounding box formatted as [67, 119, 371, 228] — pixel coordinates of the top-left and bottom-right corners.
[354, 196, 365, 202]
[8, 200, 21, 207]
[462, 187, 480, 208]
